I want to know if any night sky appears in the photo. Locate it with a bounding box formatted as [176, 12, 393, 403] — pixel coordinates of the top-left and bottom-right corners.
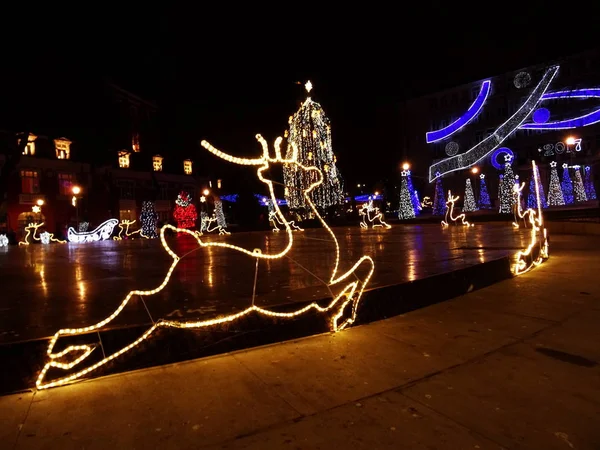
[2, 4, 596, 192]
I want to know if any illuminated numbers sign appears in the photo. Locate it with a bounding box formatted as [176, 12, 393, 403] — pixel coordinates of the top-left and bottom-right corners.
[539, 138, 582, 156]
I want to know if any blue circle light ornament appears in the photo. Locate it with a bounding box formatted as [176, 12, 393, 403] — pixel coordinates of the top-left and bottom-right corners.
[490, 147, 514, 170]
[532, 108, 550, 124]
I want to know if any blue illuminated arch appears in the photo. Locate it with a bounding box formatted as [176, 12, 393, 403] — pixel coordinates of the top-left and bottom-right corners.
[520, 88, 600, 130]
[426, 80, 491, 143]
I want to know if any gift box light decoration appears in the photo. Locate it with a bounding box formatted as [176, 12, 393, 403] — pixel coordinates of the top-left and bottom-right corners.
[0, 234, 8, 247]
[67, 219, 119, 243]
[441, 191, 473, 227]
[359, 199, 391, 229]
[36, 134, 375, 390]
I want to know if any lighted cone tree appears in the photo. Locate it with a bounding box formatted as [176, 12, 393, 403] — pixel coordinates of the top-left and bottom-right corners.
[584, 166, 597, 200]
[398, 172, 415, 219]
[572, 166, 587, 203]
[405, 170, 420, 216]
[214, 199, 228, 228]
[173, 191, 197, 229]
[527, 164, 547, 209]
[284, 81, 344, 214]
[140, 201, 159, 238]
[560, 164, 574, 204]
[478, 174, 491, 209]
[462, 178, 478, 212]
[498, 159, 516, 214]
[432, 173, 446, 216]
[547, 161, 565, 206]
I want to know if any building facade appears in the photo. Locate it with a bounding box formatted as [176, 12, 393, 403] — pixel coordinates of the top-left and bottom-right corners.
[400, 49, 600, 207]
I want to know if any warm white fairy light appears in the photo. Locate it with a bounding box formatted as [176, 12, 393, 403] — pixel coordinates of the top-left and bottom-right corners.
[441, 191, 473, 227]
[359, 200, 391, 229]
[269, 210, 304, 232]
[201, 214, 231, 235]
[67, 219, 119, 243]
[113, 220, 141, 240]
[36, 134, 375, 390]
[513, 160, 549, 275]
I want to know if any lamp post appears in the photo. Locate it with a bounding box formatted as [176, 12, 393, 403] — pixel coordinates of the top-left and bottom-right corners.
[72, 186, 81, 228]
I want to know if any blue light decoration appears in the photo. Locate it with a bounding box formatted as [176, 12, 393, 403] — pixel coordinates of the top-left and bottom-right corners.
[426, 80, 491, 143]
[527, 164, 547, 209]
[584, 166, 597, 200]
[561, 164, 574, 204]
[429, 66, 559, 182]
[355, 194, 383, 202]
[221, 194, 239, 202]
[532, 108, 550, 123]
[404, 170, 420, 216]
[432, 174, 446, 216]
[490, 147, 515, 171]
[520, 88, 600, 130]
[478, 174, 492, 209]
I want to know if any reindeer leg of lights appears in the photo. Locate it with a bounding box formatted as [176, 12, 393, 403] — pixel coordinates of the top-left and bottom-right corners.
[359, 206, 368, 229]
[512, 183, 529, 229]
[37, 134, 374, 390]
[442, 191, 473, 227]
[513, 160, 549, 275]
[19, 223, 44, 246]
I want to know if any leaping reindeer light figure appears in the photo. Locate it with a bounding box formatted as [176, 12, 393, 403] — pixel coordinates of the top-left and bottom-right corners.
[37, 134, 375, 390]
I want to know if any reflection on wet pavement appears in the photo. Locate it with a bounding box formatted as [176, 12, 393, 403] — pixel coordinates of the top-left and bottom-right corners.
[0, 224, 529, 343]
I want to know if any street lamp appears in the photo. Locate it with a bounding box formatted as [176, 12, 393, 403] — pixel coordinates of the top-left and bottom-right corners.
[202, 188, 210, 196]
[566, 136, 576, 145]
[402, 163, 410, 171]
[471, 167, 479, 174]
[72, 186, 81, 227]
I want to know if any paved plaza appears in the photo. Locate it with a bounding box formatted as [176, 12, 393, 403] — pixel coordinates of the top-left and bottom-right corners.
[0, 223, 530, 344]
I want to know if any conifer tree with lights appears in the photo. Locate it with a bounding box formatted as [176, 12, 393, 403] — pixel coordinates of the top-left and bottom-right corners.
[284, 81, 344, 214]
[398, 172, 415, 219]
[547, 161, 565, 206]
[462, 178, 478, 212]
[572, 166, 587, 203]
[405, 170, 420, 216]
[477, 174, 492, 209]
[527, 163, 547, 209]
[214, 199, 227, 229]
[560, 163, 574, 204]
[498, 156, 516, 214]
[140, 201, 159, 238]
[173, 191, 197, 229]
[432, 173, 446, 216]
[583, 165, 597, 200]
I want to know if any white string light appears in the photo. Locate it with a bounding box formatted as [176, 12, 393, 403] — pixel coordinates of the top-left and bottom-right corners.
[269, 210, 304, 232]
[36, 134, 375, 390]
[0, 234, 8, 247]
[18, 222, 66, 246]
[67, 219, 119, 243]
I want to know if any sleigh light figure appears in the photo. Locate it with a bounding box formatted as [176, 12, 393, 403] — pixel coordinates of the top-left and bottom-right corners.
[441, 191, 474, 228]
[359, 200, 391, 229]
[37, 134, 375, 390]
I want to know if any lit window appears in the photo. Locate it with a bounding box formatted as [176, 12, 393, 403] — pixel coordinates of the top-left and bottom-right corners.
[183, 159, 193, 175]
[22, 134, 37, 156]
[20, 170, 39, 194]
[118, 151, 130, 168]
[153, 155, 163, 172]
[54, 138, 72, 160]
[58, 173, 75, 196]
[217, 179, 222, 189]
[132, 133, 140, 153]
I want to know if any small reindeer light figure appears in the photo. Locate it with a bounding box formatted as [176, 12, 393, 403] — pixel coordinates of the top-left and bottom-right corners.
[441, 191, 473, 228]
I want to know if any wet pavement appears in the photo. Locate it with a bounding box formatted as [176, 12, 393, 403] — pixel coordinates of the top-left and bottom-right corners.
[0, 224, 530, 344]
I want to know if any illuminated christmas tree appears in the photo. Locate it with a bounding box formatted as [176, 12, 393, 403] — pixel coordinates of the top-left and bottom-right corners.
[432, 173, 446, 216]
[547, 161, 565, 206]
[462, 178, 478, 212]
[527, 164, 547, 209]
[572, 166, 587, 203]
[284, 81, 344, 213]
[583, 165, 597, 200]
[398, 172, 415, 219]
[214, 199, 227, 229]
[498, 157, 516, 214]
[140, 201, 159, 238]
[405, 170, 420, 216]
[478, 174, 491, 209]
[561, 163, 574, 204]
[173, 191, 197, 229]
